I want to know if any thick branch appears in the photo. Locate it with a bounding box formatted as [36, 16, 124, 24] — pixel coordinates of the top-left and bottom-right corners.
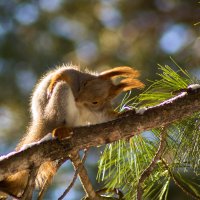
[0, 87, 200, 181]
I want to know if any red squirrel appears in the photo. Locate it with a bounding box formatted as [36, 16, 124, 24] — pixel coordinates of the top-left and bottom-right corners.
[0, 65, 144, 199]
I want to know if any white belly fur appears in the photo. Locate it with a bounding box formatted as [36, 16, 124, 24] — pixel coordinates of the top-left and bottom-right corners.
[66, 91, 108, 127]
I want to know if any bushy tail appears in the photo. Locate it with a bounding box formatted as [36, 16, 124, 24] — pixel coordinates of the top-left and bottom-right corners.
[0, 171, 28, 198]
[0, 161, 57, 199]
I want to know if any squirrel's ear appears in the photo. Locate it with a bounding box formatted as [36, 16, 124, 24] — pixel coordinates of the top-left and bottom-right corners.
[108, 78, 144, 99]
[100, 66, 144, 99]
[99, 66, 140, 80]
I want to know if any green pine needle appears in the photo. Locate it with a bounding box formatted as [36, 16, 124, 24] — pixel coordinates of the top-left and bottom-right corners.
[97, 64, 200, 200]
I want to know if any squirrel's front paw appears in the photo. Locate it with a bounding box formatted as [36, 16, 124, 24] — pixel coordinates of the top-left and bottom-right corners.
[52, 126, 73, 140]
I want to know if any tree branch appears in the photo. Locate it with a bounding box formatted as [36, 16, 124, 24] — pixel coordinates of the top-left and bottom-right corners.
[162, 159, 200, 200]
[69, 151, 102, 200]
[58, 150, 88, 200]
[0, 86, 200, 183]
[136, 126, 167, 200]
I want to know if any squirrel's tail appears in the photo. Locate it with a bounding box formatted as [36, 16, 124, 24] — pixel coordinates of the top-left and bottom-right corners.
[0, 171, 28, 198]
[0, 161, 57, 199]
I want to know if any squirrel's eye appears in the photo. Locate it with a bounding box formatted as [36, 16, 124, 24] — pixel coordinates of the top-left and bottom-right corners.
[92, 101, 98, 105]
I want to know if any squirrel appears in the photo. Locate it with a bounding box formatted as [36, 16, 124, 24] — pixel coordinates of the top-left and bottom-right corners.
[0, 65, 144, 199]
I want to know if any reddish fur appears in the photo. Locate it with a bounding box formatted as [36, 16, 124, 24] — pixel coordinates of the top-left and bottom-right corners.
[100, 67, 144, 98]
[99, 66, 140, 79]
[47, 72, 71, 97]
[119, 78, 144, 91]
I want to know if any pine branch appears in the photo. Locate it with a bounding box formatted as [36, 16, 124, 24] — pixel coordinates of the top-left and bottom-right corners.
[0, 85, 200, 196]
[136, 127, 167, 200]
[162, 159, 200, 200]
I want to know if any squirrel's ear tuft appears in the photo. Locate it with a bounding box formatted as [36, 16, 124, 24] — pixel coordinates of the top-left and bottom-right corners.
[117, 78, 144, 91]
[99, 66, 140, 80]
[100, 66, 144, 99]
[108, 77, 144, 99]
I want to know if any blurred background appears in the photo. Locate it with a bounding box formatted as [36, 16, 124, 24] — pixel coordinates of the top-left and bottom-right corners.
[0, 0, 199, 199]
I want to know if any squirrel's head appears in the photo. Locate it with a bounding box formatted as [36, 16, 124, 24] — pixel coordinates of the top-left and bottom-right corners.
[75, 66, 144, 110]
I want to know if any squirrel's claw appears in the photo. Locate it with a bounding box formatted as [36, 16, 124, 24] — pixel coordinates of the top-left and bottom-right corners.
[52, 126, 73, 140]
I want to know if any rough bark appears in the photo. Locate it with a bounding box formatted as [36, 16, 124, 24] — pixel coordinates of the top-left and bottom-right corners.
[0, 87, 200, 181]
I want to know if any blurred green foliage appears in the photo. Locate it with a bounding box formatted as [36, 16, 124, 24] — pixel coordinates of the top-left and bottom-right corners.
[98, 65, 200, 200]
[0, 0, 199, 199]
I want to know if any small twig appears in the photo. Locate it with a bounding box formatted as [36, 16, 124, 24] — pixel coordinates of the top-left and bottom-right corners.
[69, 149, 104, 200]
[162, 159, 200, 200]
[58, 150, 88, 200]
[21, 165, 38, 200]
[136, 127, 168, 200]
